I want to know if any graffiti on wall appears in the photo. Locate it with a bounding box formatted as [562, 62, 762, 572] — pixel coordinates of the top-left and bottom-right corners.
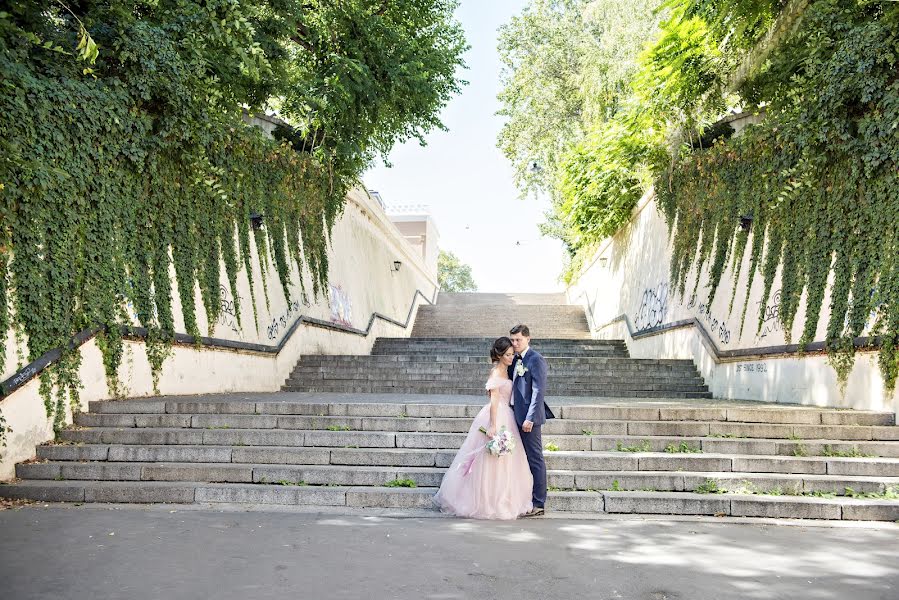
[634, 282, 669, 332]
[329, 284, 354, 328]
[216, 284, 243, 335]
[266, 298, 302, 341]
[756, 289, 783, 340]
[687, 293, 732, 345]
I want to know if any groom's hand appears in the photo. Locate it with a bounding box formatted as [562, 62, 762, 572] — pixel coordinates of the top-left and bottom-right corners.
[522, 420, 534, 433]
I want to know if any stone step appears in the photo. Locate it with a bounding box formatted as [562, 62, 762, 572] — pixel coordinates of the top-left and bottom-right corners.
[0, 480, 895, 520]
[372, 339, 625, 347]
[281, 385, 714, 398]
[284, 380, 710, 393]
[369, 351, 630, 358]
[296, 356, 700, 367]
[35, 441, 899, 477]
[85, 400, 895, 426]
[70, 414, 898, 443]
[412, 331, 592, 339]
[46, 427, 899, 459]
[370, 345, 627, 354]
[435, 293, 570, 305]
[378, 334, 614, 340]
[288, 370, 703, 383]
[17, 462, 899, 496]
[372, 337, 624, 345]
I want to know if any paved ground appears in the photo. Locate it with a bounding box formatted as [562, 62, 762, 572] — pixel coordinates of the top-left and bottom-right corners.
[1, 504, 896, 600]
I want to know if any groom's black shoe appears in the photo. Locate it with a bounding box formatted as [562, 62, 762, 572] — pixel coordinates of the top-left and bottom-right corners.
[522, 507, 545, 518]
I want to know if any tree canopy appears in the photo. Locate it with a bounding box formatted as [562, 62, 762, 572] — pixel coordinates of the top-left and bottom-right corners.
[438, 250, 478, 293]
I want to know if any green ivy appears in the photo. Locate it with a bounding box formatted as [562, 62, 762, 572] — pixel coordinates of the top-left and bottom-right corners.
[0, 1, 466, 439]
[658, 0, 899, 390]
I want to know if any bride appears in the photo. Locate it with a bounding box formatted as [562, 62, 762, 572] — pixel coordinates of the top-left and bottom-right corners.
[433, 336, 534, 519]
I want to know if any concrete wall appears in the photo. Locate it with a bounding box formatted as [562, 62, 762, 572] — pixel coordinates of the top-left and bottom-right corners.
[389, 215, 440, 276]
[566, 190, 899, 415]
[0, 188, 438, 478]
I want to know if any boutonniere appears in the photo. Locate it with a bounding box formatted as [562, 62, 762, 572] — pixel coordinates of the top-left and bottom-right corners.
[515, 361, 528, 377]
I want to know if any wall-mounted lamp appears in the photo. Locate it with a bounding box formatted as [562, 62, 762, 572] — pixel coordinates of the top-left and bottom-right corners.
[599, 257, 608, 268]
[392, 260, 402, 272]
[739, 214, 753, 232]
[250, 212, 264, 230]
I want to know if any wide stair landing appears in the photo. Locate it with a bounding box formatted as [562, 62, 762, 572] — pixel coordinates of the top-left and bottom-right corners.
[2, 293, 897, 520]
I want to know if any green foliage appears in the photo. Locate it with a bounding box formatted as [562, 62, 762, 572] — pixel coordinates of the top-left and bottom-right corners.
[635, 5, 727, 135]
[693, 478, 722, 494]
[821, 445, 874, 458]
[497, 0, 664, 246]
[664, 441, 702, 453]
[0, 1, 466, 438]
[437, 250, 477, 293]
[615, 439, 652, 452]
[384, 478, 417, 488]
[658, 0, 899, 390]
[544, 442, 561, 452]
[666, 0, 785, 52]
[558, 111, 666, 255]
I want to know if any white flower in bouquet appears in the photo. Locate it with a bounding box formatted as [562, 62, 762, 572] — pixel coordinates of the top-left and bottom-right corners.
[478, 425, 515, 457]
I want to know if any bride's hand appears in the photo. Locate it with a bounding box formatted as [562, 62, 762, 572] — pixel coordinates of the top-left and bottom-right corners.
[487, 425, 496, 437]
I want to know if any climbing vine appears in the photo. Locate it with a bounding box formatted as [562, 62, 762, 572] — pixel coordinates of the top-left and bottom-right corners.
[657, 0, 899, 390]
[0, 1, 466, 435]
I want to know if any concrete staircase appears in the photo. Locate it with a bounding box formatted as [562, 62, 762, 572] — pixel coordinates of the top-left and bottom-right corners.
[2, 293, 898, 520]
[1, 396, 897, 520]
[283, 338, 712, 397]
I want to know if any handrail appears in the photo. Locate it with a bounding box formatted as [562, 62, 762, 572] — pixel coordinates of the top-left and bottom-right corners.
[0, 287, 437, 399]
[572, 291, 883, 363]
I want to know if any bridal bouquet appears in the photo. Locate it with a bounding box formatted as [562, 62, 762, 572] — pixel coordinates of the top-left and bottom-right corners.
[478, 426, 515, 457]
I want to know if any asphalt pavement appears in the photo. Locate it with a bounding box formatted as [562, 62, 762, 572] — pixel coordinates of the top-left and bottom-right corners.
[1, 504, 897, 600]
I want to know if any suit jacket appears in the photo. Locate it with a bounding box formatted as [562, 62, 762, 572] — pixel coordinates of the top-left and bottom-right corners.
[507, 348, 555, 426]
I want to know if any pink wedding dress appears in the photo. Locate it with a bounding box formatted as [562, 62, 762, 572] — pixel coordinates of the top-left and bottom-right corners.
[433, 375, 534, 519]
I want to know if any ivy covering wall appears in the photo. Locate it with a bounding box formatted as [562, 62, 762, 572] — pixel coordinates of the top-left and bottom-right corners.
[657, 0, 899, 390]
[0, 1, 466, 438]
[499, 0, 898, 391]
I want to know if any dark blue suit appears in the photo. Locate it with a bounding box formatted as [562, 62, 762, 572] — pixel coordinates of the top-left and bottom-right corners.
[508, 348, 555, 508]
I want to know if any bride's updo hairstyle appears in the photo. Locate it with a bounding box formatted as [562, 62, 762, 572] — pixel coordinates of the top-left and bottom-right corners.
[490, 336, 513, 363]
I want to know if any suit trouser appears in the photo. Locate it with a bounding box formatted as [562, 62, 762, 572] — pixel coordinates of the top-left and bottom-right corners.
[520, 424, 547, 508]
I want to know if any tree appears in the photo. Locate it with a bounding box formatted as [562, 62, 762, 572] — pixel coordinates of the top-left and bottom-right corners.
[497, 0, 664, 199]
[438, 251, 477, 292]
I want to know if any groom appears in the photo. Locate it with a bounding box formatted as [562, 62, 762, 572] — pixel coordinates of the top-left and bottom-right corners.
[508, 324, 555, 517]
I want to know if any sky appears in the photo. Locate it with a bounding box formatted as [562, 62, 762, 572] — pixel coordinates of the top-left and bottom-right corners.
[362, 0, 568, 293]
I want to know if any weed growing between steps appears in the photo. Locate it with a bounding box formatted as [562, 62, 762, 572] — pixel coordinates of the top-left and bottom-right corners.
[821, 445, 875, 458]
[616, 440, 652, 452]
[544, 443, 561, 452]
[385, 479, 417, 488]
[665, 442, 702, 454]
[845, 486, 899, 501]
[692, 479, 899, 501]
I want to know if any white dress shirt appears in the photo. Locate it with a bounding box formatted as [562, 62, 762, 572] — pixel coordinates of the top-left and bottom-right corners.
[510, 346, 530, 405]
